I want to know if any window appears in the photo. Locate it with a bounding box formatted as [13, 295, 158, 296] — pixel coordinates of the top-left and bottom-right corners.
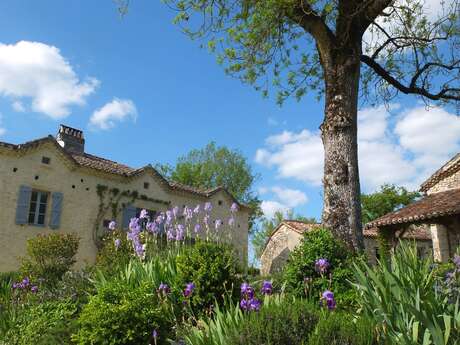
[218, 200, 223, 205]
[144, 182, 149, 189]
[28, 191, 49, 226]
[41, 156, 51, 164]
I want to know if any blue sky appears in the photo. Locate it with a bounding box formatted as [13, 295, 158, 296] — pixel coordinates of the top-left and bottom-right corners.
[0, 0, 459, 236]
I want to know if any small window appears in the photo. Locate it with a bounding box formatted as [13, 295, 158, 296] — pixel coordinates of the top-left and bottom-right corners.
[218, 200, 223, 205]
[41, 156, 51, 164]
[28, 191, 49, 226]
[144, 182, 149, 189]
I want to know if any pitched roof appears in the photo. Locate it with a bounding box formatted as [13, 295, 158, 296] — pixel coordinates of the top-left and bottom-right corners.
[283, 220, 321, 234]
[0, 136, 249, 209]
[365, 188, 460, 229]
[420, 153, 460, 192]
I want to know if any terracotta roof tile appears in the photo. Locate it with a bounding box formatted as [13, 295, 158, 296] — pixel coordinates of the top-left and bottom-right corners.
[72, 153, 135, 176]
[365, 188, 460, 228]
[420, 153, 460, 192]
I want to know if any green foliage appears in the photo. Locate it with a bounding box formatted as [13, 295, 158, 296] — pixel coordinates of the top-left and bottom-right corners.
[95, 230, 133, 275]
[180, 302, 245, 345]
[353, 242, 460, 345]
[282, 228, 358, 307]
[176, 241, 242, 313]
[3, 299, 78, 345]
[361, 184, 420, 224]
[155, 141, 262, 231]
[252, 209, 316, 259]
[226, 297, 319, 345]
[73, 282, 174, 345]
[20, 233, 79, 285]
[308, 313, 375, 345]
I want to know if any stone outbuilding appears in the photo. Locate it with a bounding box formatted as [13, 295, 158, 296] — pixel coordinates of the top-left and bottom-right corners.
[0, 125, 250, 271]
[366, 153, 460, 262]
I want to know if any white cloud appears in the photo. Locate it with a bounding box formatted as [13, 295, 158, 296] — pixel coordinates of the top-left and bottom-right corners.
[89, 98, 137, 130]
[271, 186, 308, 207]
[12, 100, 25, 112]
[0, 114, 5, 136]
[255, 105, 460, 192]
[255, 129, 324, 185]
[260, 200, 290, 219]
[0, 41, 99, 118]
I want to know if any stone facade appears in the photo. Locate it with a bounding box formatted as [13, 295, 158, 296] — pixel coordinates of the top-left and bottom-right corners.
[426, 169, 460, 195]
[0, 126, 249, 272]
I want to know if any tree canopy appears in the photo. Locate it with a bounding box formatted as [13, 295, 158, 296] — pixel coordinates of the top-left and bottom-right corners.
[361, 184, 420, 225]
[156, 142, 262, 230]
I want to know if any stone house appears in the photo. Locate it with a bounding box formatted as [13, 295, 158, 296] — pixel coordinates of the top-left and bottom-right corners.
[0, 125, 250, 272]
[261, 153, 460, 276]
[366, 153, 460, 262]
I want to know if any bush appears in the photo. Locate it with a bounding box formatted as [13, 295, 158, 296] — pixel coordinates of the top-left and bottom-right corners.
[20, 233, 79, 285]
[3, 299, 78, 345]
[282, 228, 358, 307]
[308, 313, 375, 345]
[353, 242, 460, 345]
[95, 230, 132, 275]
[176, 241, 242, 313]
[73, 281, 174, 345]
[227, 297, 319, 345]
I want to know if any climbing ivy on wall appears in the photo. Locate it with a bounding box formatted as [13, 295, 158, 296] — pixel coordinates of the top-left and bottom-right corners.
[93, 184, 170, 247]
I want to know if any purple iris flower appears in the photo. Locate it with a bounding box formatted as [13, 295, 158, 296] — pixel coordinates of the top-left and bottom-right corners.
[261, 281, 273, 295]
[167, 228, 175, 241]
[158, 283, 171, 295]
[30, 285, 38, 293]
[322, 290, 336, 310]
[453, 255, 460, 268]
[12, 282, 19, 290]
[204, 202, 212, 212]
[240, 298, 248, 311]
[22, 277, 30, 287]
[152, 329, 158, 339]
[172, 206, 179, 218]
[176, 224, 185, 241]
[204, 214, 210, 226]
[241, 282, 254, 299]
[193, 204, 201, 214]
[194, 224, 201, 233]
[241, 282, 250, 294]
[114, 238, 121, 249]
[230, 202, 239, 213]
[215, 219, 223, 230]
[108, 221, 117, 230]
[248, 298, 261, 311]
[228, 217, 235, 227]
[315, 258, 330, 274]
[129, 218, 141, 232]
[183, 282, 195, 298]
[139, 209, 149, 219]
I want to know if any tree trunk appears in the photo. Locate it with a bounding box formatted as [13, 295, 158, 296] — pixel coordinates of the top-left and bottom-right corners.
[320, 47, 364, 251]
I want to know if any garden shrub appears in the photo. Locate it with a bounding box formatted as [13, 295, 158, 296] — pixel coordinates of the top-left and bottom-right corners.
[3, 299, 78, 345]
[20, 233, 79, 285]
[308, 313, 375, 345]
[95, 230, 132, 275]
[226, 297, 319, 345]
[282, 228, 358, 307]
[73, 281, 174, 345]
[176, 241, 242, 313]
[353, 242, 460, 345]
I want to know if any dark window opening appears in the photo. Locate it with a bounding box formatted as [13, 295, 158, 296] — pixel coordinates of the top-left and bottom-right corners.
[81, 179, 84, 183]
[41, 156, 51, 164]
[144, 182, 149, 189]
[13, 168, 17, 172]
[34, 175, 39, 180]
[218, 200, 223, 205]
[72, 185, 75, 189]
[86, 187, 90, 191]
[28, 191, 48, 226]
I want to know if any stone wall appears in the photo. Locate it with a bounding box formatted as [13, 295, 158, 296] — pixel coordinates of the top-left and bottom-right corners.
[260, 225, 302, 276]
[427, 170, 460, 195]
[0, 143, 249, 271]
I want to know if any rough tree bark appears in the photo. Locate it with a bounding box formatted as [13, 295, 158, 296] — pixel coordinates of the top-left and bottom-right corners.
[320, 42, 364, 251]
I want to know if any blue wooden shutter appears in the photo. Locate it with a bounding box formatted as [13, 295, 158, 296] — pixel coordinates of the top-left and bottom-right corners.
[122, 204, 137, 230]
[15, 185, 32, 225]
[49, 192, 63, 229]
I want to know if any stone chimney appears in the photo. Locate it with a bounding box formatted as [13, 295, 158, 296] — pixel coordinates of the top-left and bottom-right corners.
[56, 125, 85, 154]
